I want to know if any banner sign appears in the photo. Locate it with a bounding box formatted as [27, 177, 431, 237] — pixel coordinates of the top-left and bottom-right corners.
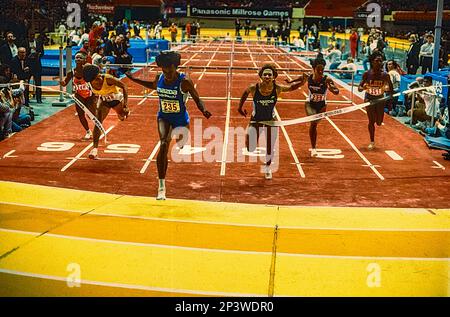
[164, 5, 188, 17]
[190, 6, 291, 18]
[87, 4, 115, 14]
[354, 11, 371, 19]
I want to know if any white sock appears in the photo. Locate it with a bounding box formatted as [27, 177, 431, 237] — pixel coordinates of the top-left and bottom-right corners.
[158, 179, 165, 190]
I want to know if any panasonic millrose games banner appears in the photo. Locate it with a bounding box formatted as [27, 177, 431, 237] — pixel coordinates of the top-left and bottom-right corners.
[190, 6, 291, 18]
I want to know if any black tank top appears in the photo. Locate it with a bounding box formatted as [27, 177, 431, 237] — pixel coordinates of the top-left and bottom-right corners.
[251, 83, 278, 122]
[308, 74, 328, 104]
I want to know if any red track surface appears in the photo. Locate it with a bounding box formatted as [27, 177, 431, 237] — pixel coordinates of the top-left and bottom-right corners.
[0, 43, 449, 208]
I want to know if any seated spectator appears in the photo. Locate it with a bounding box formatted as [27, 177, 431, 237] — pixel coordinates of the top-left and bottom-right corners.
[11, 85, 31, 132]
[386, 60, 402, 115]
[338, 57, 357, 79]
[407, 76, 439, 127]
[69, 28, 82, 47]
[112, 34, 132, 75]
[290, 36, 305, 51]
[327, 44, 342, 70]
[91, 45, 106, 68]
[103, 34, 116, 57]
[419, 98, 449, 140]
[0, 81, 14, 140]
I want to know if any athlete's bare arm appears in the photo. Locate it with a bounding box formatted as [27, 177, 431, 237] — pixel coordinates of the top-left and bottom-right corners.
[60, 71, 73, 87]
[125, 71, 159, 90]
[181, 77, 211, 119]
[358, 72, 369, 92]
[326, 77, 340, 95]
[238, 84, 256, 117]
[285, 73, 308, 85]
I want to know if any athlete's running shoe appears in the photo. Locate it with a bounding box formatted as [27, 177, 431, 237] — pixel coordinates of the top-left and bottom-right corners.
[83, 130, 92, 140]
[310, 148, 318, 157]
[368, 142, 375, 150]
[88, 148, 98, 160]
[156, 187, 166, 200]
[264, 165, 272, 180]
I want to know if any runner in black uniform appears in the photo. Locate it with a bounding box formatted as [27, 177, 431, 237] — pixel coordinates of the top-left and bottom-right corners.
[358, 51, 394, 150]
[238, 64, 303, 179]
[286, 56, 339, 157]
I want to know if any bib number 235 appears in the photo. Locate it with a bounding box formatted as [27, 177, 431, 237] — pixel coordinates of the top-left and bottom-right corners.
[162, 100, 180, 113]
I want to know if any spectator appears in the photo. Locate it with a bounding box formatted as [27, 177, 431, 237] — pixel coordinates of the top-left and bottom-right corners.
[186, 21, 191, 40]
[190, 22, 198, 42]
[256, 25, 262, 42]
[407, 76, 439, 126]
[291, 36, 305, 51]
[0, 81, 14, 140]
[196, 21, 201, 38]
[360, 41, 370, 71]
[103, 34, 116, 57]
[69, 28, 81, 46]
[419, 34, 434, 74]
[9, 47, 31, 107]
[349, 28, 358, 59]
[115, 21, 125, 36]
[78, 29, 89, 47]
[57, 21, 67, 45]
[327, 44, 342, 70]
[386, 60, 402, 115]
[91, 45, 105, 67]
[0, 32, 18, 65]
[133, 21, 141, 38]
[154, 21, 163, 39]
[244, 19, 251, 36]
[406, 34, 421, 74]
[419, 98, 449, 140]
[338, 57, 357, 79]
[112, 34, 132, 74]
[88, 21, 105, 53]
[26, 33, 44, 104]
[266, 25, 274, 44]
[168, 23, 178, 43]
[235, 18, 241, 36]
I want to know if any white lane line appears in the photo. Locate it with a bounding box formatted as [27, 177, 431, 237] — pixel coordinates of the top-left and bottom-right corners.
[385, 150, 403, 161]
[220, 41, 234, 176]
[138, 97, 148, 105]
[2, 150, 17, 158]
[274, 109, 306, 178]
[326, 117, 384, 180]
[432, 161, 445, 170]
[140, 141, 161, 174]
[65, 157, 125, 161]
[61, 126, 115, 172]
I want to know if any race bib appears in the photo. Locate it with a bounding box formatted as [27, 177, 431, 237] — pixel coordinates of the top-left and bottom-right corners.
[311, 94, 325, 102]
[161, 100, 181, 113]
[367, 87, 383, 96]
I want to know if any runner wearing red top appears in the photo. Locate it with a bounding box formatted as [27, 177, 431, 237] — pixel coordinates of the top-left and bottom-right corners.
[60, 51, 97, 140]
